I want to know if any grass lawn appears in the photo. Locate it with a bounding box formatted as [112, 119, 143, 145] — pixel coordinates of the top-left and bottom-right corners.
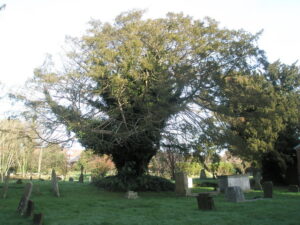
[1, 180, 300, 225]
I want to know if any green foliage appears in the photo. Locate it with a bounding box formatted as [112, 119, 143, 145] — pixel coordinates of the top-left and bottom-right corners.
[93, 175, 175, 192]
[22, 10, 266, 181]
[176, 162, 202, 177]
[215, 162, 235, 175]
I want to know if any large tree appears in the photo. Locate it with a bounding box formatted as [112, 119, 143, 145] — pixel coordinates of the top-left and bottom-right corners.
[22, 11, 265, 180]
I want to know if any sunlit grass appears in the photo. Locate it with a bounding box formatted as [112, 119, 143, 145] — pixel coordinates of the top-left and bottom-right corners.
[1, 179, 300, 225]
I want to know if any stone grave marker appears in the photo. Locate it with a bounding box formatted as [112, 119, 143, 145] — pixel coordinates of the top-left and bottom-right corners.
[196, 193, 215, 210]
[51, 169, 60, 197]
[69, 177, 74, 182]
[33, 213, 44, 225]
[253, 171, 262, 190]
[263, 181, 273, 198]
[200, 169, 207, 179]
[175, 172, 190, 196]
[218, 175, 250, 193]
[17, 182, 33, 215]
[2, 171, 10, 199]
[125, 191, 138, 199]
[16, 179, 23, 184]
[79, 165, 84, 183]
[288, 185, 299, 192]
[25, 200, 34, 217]
[225, 186, 245, 202]
[188, 177, 193, 188]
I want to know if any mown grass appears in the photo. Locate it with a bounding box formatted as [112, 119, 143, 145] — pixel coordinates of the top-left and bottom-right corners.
[1, 180, 300, 225]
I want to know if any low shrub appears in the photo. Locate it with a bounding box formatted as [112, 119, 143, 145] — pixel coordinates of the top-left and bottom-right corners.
[93, 175, 175, 192]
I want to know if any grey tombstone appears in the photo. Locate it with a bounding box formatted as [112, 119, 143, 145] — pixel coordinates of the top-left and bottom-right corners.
[218, 175, 250, 193]
[196, 193, 215, 210]
[125, 191, 138, 199]
[51, 169, 60, 197]
[17, 182, 33, 215]
[253, 171, 262, 190]
[25, 200, 34, 217]
[225, 186, 245, 202]
[2, 172, 10, 199]
[294, 144, 300, 185]
[69, 177, 74, 182]
[288, 185, 299, 192]
[263, 181, 273, 198]
[200, 169, 207, 179]
[175, 172, 190, 196]
[79, 165, 84, 183]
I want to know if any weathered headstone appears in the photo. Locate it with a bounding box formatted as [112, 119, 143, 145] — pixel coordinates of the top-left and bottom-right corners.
[175, 172, 190, 196]
[225, 186, 245, 202]
[288, 185, 299, 192]
[263, 181, 273, 198]
[125, 191, 138, 199]
[218, 175, 250, 193]
[33, 213, 44, 225]
[79, 165, 84, 183]
[200, 169, 207, 179]
[17, 182, 33, 215]
[196, 193, 215, 210]
[69, 177, 74, 182]
[2, 172, 10, 199]
[25, 200, 34, 217]
[253, 171, 262, 190]
[51, 169, 60, 197]
[188, 177, 193, 188]
[295, 144, 300, 185]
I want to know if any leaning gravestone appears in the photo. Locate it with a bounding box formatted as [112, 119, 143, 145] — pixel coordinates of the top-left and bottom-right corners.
[263, 181, 273, 198]
[225, 186, 245, 202]
[2, 171, 10, 199]
[125, 191, 138, 199]
[17, 182, 33, 215]
[51, 169, 60, 197]
[175, 172, 190, 196]
[218, 175, 250, 193]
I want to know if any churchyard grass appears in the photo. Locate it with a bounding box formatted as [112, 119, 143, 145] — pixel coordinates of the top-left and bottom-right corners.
[0, 180, 300, 225]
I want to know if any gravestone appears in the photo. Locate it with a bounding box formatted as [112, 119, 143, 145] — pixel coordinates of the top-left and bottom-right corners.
[125, 191, 138, 199]
[51, 169, 60, 197]
[218, 175, 250, 193]
[17, 182, 33, 215]
[33, 213, 44, 225]
[79, 165, 84, 183]
[16, 179, 23, 184]
[200, 169, 207, 179]
[196, 193, 215, 210]
[175, 172, 190, 196]
[253, 171, 262, 190]
[294, 144, 300, 185]
[25, 200, 34, 217]
[288, 185, 299, 192]
[188, 177, 193, 188]
[263, 181, 273, 198]
[225, 186, 245, 202]
[2, 172, 10, 199]
[69, 177, 74, 182]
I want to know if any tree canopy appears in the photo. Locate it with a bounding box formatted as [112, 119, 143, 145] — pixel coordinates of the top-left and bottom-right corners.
[21, 11, 278, 182]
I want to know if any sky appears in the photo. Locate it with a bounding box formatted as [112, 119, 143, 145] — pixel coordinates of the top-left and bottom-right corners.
[0, 0, 300, 117]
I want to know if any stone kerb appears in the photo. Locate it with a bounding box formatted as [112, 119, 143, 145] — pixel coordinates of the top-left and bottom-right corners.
[218, 175, 250, 193]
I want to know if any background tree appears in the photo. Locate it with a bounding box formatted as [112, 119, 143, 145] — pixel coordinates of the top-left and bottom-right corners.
[21, 11, 265, 185]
